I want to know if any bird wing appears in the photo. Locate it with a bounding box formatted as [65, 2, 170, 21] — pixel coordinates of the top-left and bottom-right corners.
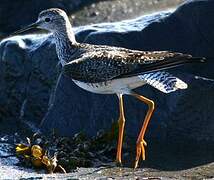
[62, 47, 196, 83]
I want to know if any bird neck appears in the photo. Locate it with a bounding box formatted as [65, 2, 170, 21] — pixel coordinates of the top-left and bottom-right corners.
[53, 21, 77, 66]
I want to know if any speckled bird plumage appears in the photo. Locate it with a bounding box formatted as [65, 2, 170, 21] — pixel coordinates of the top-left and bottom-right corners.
[63, 43, 191, 84]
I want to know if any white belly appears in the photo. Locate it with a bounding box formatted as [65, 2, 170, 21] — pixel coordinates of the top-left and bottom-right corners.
[72, 76, 146, 94]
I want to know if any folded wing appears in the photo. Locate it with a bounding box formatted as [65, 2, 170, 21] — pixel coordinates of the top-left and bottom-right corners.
[62, 47, 204, 83]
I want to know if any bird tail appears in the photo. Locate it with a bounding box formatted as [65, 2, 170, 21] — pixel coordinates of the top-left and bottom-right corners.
[139, 71, 188, 93]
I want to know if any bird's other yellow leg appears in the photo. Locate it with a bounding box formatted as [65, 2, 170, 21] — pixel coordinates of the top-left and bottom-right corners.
[131, 93, 155, 169]
[116, 94, 125, 166]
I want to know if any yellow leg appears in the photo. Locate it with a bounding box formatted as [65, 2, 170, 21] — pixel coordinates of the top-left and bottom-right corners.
[116, 94, 125, 165]
[131, 93, 155, 168]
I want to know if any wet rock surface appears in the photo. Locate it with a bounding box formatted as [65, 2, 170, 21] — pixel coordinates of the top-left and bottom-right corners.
[0, 0, 214, 178]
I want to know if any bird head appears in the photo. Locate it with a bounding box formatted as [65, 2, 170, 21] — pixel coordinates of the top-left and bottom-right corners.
[11, 8, 71, 35]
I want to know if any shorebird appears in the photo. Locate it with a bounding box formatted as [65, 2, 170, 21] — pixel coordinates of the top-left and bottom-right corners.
[11, 8, 205, 168]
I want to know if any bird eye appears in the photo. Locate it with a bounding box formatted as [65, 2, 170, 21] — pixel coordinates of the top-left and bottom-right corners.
[45, 18, 51, 22]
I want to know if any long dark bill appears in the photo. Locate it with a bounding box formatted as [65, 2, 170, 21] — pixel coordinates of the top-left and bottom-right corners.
[10, 21, 40, 36]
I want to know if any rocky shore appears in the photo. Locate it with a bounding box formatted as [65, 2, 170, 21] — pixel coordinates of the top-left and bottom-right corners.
[0, 0, 214, 179]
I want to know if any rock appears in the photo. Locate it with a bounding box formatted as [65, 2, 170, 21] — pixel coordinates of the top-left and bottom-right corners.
[0, 0, 95, 35]
[0, 34, 59, 126]
[71, 0, 185, 27]
[0, 0, 214, 146]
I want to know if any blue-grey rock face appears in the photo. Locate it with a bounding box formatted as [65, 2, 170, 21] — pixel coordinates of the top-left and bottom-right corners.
[0, 0, 214, 144]
[0, 35, 58, 124]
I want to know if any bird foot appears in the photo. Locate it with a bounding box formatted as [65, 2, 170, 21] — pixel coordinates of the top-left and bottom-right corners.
[134, 139, 147, 169]
[115, 160, 123, 167]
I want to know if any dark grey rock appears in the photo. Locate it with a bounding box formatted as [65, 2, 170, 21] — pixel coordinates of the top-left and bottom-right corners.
[0, 0, 214, 146]
[0, 35, 58, 125]
[0, 0, 95, 35]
